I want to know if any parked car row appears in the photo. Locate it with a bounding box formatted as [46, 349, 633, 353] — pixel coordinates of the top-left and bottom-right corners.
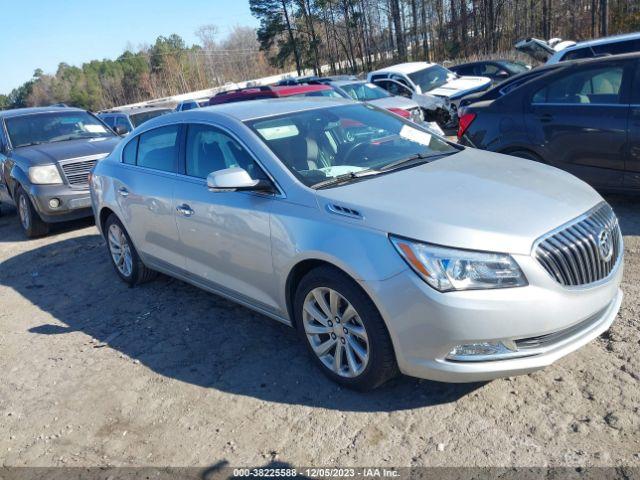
[0, 35, 632, 390]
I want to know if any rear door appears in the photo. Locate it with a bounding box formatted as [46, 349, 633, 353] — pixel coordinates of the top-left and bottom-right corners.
[524, 60, 633, 188]
[172, 123, 279, 311]
[625, 60, 640, 189]
[115, 124, 184, 269]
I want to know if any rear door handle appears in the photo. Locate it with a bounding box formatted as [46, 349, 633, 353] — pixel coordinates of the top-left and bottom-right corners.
[537, 113, 553, 123]
[176, 204, 194, 217]
[118, 187, 129, 197]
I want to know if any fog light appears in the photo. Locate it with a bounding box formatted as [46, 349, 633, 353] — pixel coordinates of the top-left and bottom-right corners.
[446, 341, 517, 362]
[49, 198, 60, 209]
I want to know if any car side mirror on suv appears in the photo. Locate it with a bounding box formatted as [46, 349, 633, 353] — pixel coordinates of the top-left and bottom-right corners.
[495, 70, 510, 79]
[113, 125, 129, 136]
[207, 167, 274, 193]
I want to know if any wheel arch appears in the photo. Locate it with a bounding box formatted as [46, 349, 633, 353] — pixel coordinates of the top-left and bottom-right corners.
[499, 146, 545, 163]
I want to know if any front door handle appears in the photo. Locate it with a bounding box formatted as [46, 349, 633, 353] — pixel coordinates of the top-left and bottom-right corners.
[176, 204, 194, 217]
[118, 187, 129, 197]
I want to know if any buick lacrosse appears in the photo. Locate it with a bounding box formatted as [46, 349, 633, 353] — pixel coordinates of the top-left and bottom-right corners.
[90, 98, 623, 390]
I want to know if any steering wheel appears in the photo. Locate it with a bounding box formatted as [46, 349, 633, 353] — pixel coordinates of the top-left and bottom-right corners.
[339, 140, 372, 167]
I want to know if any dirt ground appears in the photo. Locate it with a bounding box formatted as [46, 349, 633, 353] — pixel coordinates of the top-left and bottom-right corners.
[0, 196, 638, 469]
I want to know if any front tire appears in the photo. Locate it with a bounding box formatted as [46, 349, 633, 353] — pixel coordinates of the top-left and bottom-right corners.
[104, 214, 156, 285]
[16, 186, 49, 238]
[294, 266, 398, 390]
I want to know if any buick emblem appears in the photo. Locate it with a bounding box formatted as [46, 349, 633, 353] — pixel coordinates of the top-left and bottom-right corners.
[598, 229, 614, 262]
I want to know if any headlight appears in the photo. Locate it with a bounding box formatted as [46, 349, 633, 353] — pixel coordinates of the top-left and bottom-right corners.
[410, 108, 424, 122]
[390, 236, 527, 292]
[28, 165, 63, 185]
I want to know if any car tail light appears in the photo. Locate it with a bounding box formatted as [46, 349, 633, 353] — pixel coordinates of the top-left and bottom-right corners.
[387, 107, 411, 119]
[457, 112, 476, 139]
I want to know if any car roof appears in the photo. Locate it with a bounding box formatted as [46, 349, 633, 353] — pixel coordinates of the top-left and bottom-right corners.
[566, 31, 640, 50]
[0, 106, 86, 119]
[201, 97, 355, 122]
[370, 62, 438, 75]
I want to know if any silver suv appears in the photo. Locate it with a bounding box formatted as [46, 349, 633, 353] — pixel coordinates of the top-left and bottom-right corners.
[90, 98, 623, 390]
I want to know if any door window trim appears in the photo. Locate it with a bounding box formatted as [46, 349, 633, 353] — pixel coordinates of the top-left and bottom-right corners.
[120, 123, 184, 174]
[178, 121, 285, 198]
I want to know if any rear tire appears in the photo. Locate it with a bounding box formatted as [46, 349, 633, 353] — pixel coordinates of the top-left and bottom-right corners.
[104, 213, 157, 285]
[16, 186, 49, 238]
[294, 266, 398, 390]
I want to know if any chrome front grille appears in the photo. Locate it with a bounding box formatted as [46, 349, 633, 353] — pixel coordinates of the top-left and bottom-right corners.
[60, 154, 105, 187]
[534, 203, 622, 287]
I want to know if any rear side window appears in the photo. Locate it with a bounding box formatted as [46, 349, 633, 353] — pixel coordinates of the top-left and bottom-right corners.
[561, 47, 594, 61]
[122, 137, 138, 165]
[592, 39, 640, 56]
[136, 125, 180, 172]
[532, 66, 624, 104]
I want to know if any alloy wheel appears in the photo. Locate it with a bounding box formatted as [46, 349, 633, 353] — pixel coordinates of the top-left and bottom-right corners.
[302, 287, 370, 378]
[18, 194, 30, 231]
[108, 223, 133, 278]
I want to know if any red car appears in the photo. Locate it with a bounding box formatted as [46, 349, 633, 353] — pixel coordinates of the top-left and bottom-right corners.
[209, 84, 344, 105]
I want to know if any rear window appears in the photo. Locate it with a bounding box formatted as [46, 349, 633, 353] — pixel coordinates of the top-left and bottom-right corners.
[129, 109, 171, 127]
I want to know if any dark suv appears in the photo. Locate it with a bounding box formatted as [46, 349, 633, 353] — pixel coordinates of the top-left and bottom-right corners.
[458, 53, 640, 192]
[0, 107, 120, 237]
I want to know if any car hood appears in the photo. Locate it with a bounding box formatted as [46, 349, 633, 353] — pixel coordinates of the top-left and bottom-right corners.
[368, 96, 419, 110]
[426, 76, 492, 98]
[315, 149, 603, 255]
[12, 137, 121, 166]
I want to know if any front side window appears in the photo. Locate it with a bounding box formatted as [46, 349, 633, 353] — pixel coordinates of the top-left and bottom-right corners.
[5, 111, 114, 148]
[185, 124, 264, 180]
[246, 104, 457, 188]
[375, 80, 413, 98]
[136, 125, 180, 172]
[100, 115, 116, 127]
[407, 65, 455, 92]
[114, 115, 131, 132]
[532, 66, 624, 105]
[341, 83, 390, 101]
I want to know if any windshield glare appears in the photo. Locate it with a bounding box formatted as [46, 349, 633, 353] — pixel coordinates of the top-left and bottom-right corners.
[408, 65, 455, 93]
[5, 111, 114, 148]
[246, 104, 456, 188]
[341, 83, 390, 101]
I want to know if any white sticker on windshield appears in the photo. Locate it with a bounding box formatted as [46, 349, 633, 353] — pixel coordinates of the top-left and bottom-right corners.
[399, 125, 432, 146]
[85, 124, 108, 133]
[257, 124, 299, 140]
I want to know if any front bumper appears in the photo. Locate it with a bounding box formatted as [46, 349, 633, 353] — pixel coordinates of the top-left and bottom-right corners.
[27, 183, 93, 223]
[364, 253, 623, 382]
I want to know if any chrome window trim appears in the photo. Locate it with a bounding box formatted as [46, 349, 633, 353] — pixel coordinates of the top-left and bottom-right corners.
[531, 102, 629, 108]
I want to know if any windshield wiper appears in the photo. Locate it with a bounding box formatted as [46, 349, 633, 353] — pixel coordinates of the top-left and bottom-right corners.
[312, 169, 381, 189]
[378, 151, 454, 172]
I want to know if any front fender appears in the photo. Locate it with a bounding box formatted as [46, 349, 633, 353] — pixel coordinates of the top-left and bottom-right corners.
[10, 164, 31, 196]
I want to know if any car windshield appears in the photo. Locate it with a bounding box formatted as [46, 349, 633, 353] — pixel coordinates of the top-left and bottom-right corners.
[341, 83, 390, 101]
[407, 65, 455, 93]
[129, 109, 172, 127]
[503, 61, 529, 73]
[5, 111, 114, 148]
[246, 104, 457, 188]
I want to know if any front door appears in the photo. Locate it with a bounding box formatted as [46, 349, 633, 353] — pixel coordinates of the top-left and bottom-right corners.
[525, 60, 632, 189]
[172, 123, 279, 311]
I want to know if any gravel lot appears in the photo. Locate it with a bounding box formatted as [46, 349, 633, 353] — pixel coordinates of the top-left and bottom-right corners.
[0, 196, 639, 469]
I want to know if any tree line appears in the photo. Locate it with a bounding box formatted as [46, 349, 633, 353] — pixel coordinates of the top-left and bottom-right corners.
[1, 0, 638, 111]
[251, 0, 639, 75]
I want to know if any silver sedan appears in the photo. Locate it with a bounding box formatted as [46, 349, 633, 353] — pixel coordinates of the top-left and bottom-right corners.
[90, 97, 623, 390]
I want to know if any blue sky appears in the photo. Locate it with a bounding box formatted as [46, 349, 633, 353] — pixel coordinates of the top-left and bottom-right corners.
[0, 0, 258, 94]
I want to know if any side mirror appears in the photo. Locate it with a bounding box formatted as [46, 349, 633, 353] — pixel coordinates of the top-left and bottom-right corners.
[113, 125, 129, 136]
[495, 70, 510, 79]
[207, 167, 274, 193]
